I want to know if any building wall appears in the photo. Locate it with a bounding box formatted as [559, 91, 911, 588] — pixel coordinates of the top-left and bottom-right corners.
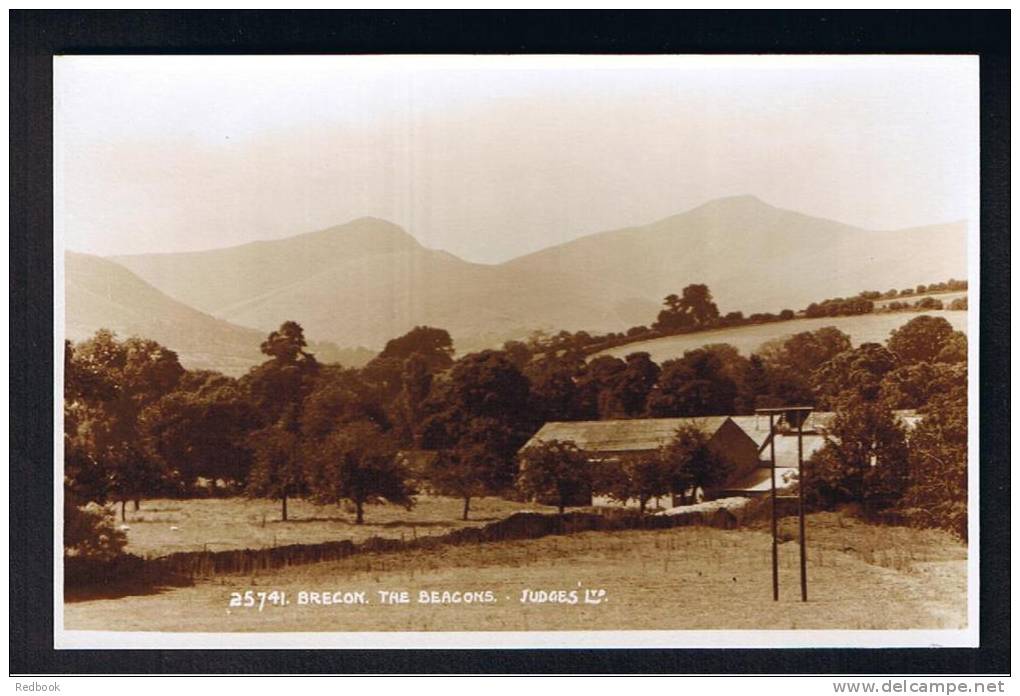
[707, 419, 764, 496]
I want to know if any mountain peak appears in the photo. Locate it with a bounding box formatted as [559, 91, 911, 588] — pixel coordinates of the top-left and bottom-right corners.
[693, 194, 773, 212]
[300, 216, 422, 252]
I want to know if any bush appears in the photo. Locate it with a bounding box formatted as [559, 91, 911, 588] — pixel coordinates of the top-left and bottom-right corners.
[64, 497, 126, 561]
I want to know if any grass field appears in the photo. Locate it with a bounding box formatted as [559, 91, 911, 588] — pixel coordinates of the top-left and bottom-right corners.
[597, 310, 967, 364]
[872, 291, 967, 310]
[115, 496, 556, 557]
[64, 512, 967, 632]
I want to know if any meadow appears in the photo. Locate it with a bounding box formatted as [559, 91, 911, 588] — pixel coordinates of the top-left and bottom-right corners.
[64, 511, 967, 632]
[114, 496, 556, 557]
[597, 310, 967, 364]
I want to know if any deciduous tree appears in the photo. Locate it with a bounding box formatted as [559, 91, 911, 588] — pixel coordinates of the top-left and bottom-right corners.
[660, 423, 731, 503]
[304, 420, 413, 525]
[902, 387, 967, 537]
[811, 343, 896, 408]
[806, 395, 909, 511]
[887, 315, 960, 366]
[517, 439, 592, 514]
[646, 349, 737, 417]
[595, 453, 674, 516]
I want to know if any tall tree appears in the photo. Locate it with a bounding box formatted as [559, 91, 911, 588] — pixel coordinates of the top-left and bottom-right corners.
[141, 371, 259, 492]
[903, 387, 967, 537]
[887, 315, 965, 366]
[68, 331, 184, 518]
[418, 349, 534, 518]
[653, 284, 720, 332]
[811, 343, 897, 408]
[660, 423, 731, 503]
[243, 321, 319, 425]
[243, 322, 320, 520]
[759, 327, 852, 375]
[259, 320, 317, 364]
[517, 439, 592, 514]
[680, 283, 721, 326]
[423, 417, 515, 520]
[304, 420, 413, 525]
[881, 361, 967, 410]
[613, 352, 661, 417]
[807, 395, 910, 511]
[525, 354, 582, 423]
[646, 349, 737, 417]
[63, 339, 118, 508]
[363, 326, 454, 403]
[377, 325, 455, 372]
[246, 423, 305, 521]
[574, 355, 627, 419]
[390, 354, 434, 446]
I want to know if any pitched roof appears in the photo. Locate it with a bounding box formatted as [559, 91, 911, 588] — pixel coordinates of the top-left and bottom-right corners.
[805, 409, 922, 433]
[727, 415, 773, 448]
[522, 416, 731, 453]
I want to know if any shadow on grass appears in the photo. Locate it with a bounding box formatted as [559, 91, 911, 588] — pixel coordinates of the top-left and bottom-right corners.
[64, 578, 191, 603]
[64, 554, 193, 603]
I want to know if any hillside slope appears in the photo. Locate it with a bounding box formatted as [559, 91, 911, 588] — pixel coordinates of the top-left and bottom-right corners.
[113, 217, 656, 348]
[108, 197, 968, 350]
[595, 311, 968, 364]
[505, 195, 967, 317]
[65, 252, 371, 375]
[65, 252, 271, 375]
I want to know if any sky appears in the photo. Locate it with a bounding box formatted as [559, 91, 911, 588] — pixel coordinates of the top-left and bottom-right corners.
[55, 55, 979, 264]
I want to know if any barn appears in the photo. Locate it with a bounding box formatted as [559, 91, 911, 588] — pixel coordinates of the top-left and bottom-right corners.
[519, 416, 761, 509]
[721, 410, 923, 497]
[723, 415, 824, 497]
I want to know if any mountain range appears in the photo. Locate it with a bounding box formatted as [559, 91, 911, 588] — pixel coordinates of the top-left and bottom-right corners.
[67, 195, 967, 374]
[65, 252, 373, 375]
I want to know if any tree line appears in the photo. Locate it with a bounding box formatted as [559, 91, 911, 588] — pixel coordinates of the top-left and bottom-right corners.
[64, 307, 969, 558]
[517, 279, 967, 360]
[803, 314, 968, 537]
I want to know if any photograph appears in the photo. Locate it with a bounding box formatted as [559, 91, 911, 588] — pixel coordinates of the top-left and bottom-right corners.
[53, 52, 979, 650]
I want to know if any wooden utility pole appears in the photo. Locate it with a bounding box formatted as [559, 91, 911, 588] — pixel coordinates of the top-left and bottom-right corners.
[797, 416, 807, 602]
[756, 406, 813, 603]
[768, 412, 778, 602]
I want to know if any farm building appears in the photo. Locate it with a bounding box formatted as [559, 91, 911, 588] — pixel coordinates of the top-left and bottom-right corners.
[518, 409, 925, 510]
[519, 416, 761, 508]
[721, 409, 923, 497]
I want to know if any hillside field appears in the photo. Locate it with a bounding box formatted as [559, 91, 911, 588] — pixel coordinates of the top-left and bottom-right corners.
[872, 291, 967, 310]
[107, 496, 557, 557]
[597, 310, 968, 363]
[63, 512, 967, 633]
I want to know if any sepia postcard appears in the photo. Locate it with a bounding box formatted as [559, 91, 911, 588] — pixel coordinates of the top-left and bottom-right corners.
[53, 54, 980, 650]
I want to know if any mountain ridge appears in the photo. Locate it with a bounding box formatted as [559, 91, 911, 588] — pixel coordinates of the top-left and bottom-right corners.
[89, 195, 968, 353]
[65, 251, 374, 375]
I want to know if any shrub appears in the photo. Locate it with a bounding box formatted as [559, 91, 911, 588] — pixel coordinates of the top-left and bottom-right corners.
[64, 497, 126, 561]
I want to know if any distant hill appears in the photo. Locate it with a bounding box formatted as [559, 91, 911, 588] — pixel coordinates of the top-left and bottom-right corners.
[107, 197, 967, 351]
[64, 252, 371, 376]
[594, 310, 969, 365]
[503, 195, 968, 318]
[112, 217, 656, 348]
